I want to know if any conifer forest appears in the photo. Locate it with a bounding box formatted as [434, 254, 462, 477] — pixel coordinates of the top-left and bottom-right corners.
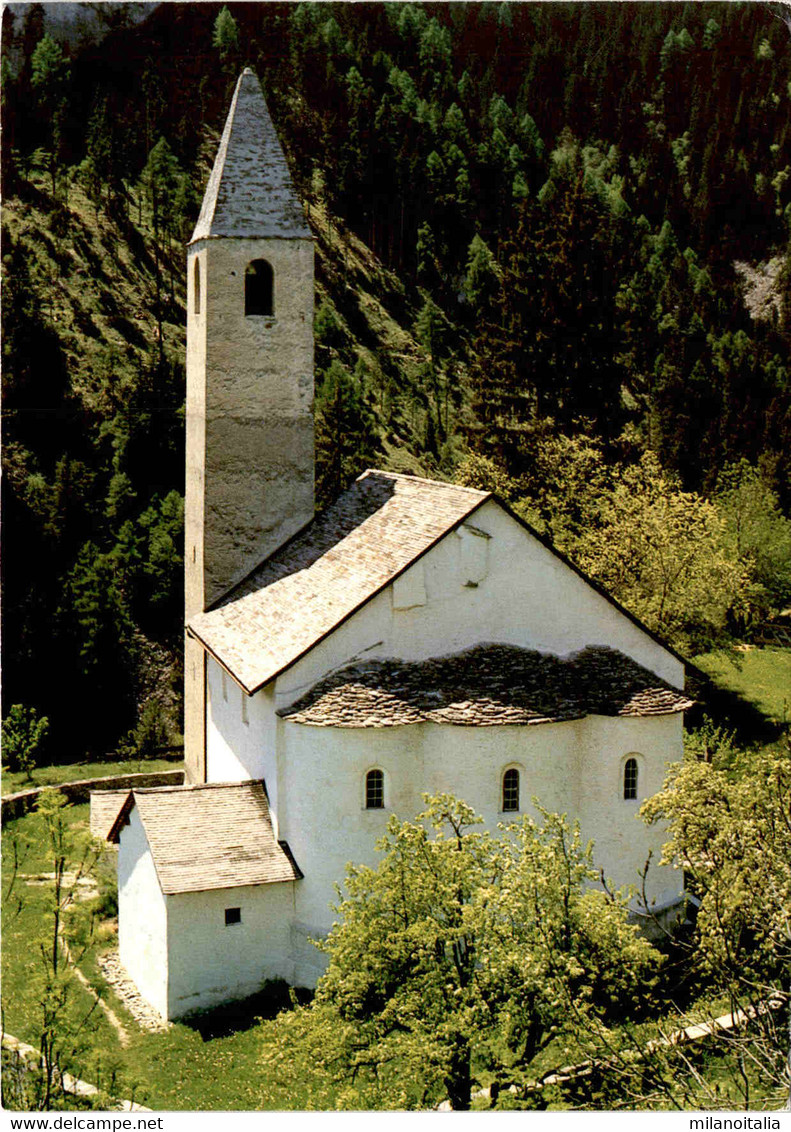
[3, 1, 791, 757]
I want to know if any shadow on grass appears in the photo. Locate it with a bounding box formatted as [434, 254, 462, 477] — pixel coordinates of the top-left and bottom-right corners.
[685, 663, 786, 746]
[182, 979, 313, 1042]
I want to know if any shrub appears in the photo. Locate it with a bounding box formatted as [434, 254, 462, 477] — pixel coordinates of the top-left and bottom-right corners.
[2, 704, 49, 780]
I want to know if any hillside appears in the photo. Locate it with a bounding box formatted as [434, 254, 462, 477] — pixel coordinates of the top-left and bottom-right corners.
[3, 1, 791, 757]
[1, 137, 437, 755]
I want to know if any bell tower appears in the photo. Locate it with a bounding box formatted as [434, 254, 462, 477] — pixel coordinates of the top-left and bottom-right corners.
[184, 69, 314, 783]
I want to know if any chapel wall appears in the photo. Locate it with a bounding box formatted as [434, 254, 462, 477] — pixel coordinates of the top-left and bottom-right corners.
[166, 881, 296, 1019]
[117, 808, 169, 1019]
[578, 712, 684, 909]
[205, 659, 281, 833]
[278, 718, 584, 966]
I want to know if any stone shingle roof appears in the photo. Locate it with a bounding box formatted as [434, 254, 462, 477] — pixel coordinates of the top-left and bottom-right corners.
[279, 644, 693, 728]
[89, 790, 129, 841]
[190, 69, 311, 243]
[188, 471, 490, 694]
[107, 781, 302, 895]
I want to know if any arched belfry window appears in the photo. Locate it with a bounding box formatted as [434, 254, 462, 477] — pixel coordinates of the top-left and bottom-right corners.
[502, 768, 520, 812]
[365, 769, 384, 810]
[193, 259, 201, 315]
[245, 259, 274, 316]
[623, 757, 638, 801]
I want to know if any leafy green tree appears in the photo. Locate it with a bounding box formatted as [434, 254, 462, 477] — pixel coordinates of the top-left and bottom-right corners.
[140, 136, 182, 241]
[117, 698, 171, 764]
[260, 796, 659, 1110]
[30, 33, 69, 196]
[78, 102, 107, 209]
[462, 234, 499, 313]
[715, 460, 791, 622]
[58, 542, 136, 751]
[573, 453, 749, 653]
[2, 704, 49, 780]
[2, 791, 103, 1108]
[114, 490, 184, 629]
[639, 734, 791, 1107]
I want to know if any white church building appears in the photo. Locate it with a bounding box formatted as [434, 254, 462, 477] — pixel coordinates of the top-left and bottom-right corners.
[97, 71, 691, 1022]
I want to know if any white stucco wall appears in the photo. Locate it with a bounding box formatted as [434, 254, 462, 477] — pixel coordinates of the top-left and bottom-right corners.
[205, 662, 281, 830]
[199, 497, 686, 988]
[578, 713, 684, 909]
[272, 500, 683, 719]
[278, 710, 683, 986]
[117, 808, 169, 1019]
[166, 880, 297, 1018]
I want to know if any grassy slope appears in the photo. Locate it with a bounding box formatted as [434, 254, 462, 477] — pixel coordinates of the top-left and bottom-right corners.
[693, 647, 791, 727]
[3, 172, 186, 414]
[1, 757, 182, 797]
[1, 802, 327, 1110]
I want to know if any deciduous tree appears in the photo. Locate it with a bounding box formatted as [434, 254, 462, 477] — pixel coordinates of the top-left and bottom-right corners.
[259, 795, 659, 1110]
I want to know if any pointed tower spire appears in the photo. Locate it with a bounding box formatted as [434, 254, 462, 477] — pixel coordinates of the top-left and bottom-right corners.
[191, 69, 310, 242]
[184, 70, 315, 784]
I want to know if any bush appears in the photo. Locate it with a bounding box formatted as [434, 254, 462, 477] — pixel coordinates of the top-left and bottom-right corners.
[2, 704, 49, 780]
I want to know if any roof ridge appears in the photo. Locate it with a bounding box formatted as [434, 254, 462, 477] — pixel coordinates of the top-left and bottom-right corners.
[357, 468, 491, 499]
[132, 778, 266, 796]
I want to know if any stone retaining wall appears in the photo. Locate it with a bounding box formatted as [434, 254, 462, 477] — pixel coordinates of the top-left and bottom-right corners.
[1, 770, 185, 824]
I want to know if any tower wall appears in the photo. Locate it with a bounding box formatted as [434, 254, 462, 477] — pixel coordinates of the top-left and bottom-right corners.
[185, 236, 314, 782]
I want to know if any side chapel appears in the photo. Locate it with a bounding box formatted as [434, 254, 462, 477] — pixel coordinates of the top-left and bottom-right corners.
[96, 71, 691, 1022]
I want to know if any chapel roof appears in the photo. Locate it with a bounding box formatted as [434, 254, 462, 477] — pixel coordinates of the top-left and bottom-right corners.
[90, 789, 130, 841]
[188, 470, 490, 694]
[279, 644, 693, 728]
[190, 69, 311, 243]
[106, 780, 302, 895]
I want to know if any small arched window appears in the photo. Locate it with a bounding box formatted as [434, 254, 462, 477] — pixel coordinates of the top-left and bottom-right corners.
[193, 258, 201, 315]
[365, 769, 384, 809]
[245, 258, 274, 316]
[502, 768, 520, 812]
[623, 757, 638, 801]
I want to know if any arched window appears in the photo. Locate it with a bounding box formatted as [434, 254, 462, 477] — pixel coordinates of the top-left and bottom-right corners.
[623, 757, 638, 801]
[245, 259, 274, 316]
[502, 768, 520, 812]
[365, 769, 384, 809]
[193, 258, 201, 315]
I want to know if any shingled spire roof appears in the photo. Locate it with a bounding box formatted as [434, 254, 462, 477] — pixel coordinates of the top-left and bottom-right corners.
[190, 68, 310, 243]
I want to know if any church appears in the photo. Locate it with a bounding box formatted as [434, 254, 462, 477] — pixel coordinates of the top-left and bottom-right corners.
[97, 70, 691, 1023]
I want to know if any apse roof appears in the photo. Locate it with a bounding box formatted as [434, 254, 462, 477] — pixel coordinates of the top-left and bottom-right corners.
[279, 644, 693, 728]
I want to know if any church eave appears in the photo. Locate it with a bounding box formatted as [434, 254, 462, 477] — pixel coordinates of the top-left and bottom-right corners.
[187, 485, 493, 696]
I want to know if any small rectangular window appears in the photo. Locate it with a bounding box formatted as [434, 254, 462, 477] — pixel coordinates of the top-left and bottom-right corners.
[241, 690, 249, 725]
[221, 670, 228, 702]
[225, 907, 241, 926]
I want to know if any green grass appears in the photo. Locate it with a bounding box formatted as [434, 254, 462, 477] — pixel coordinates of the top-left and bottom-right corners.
[2, 795, 780, 1111]
[4, 637, 788, 1111]
[693, 646, 791, 725]
[1, 801, 332, 1110]
[2, 757, 182, 797]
